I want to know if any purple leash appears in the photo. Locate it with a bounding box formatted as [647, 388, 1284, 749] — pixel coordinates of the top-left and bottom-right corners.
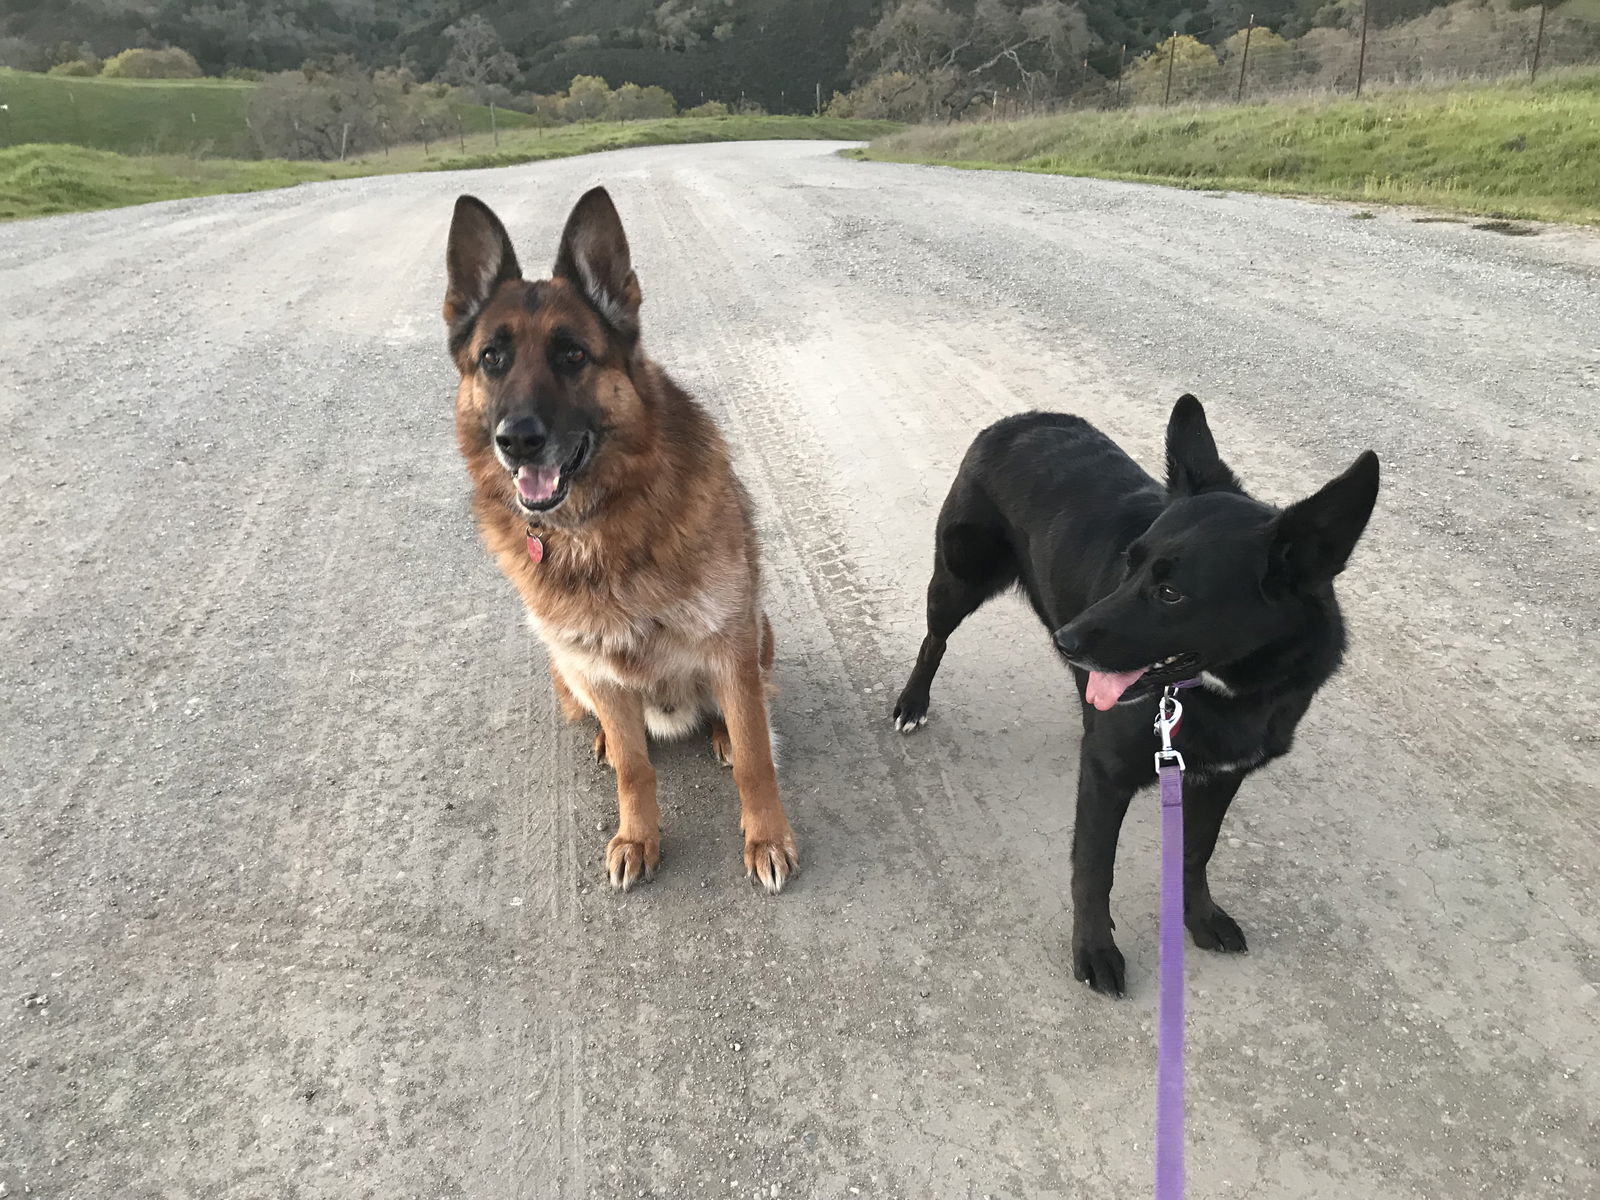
[1154, 681, 1200, 1200]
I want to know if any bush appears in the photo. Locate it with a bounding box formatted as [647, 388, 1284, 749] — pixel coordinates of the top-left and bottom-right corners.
[48, 60, 98, 77]
[604, 83, 677, 121]
[102, 48, 204, 79]
[223, 66, 266, 82]
[1125, 35, 1222, 105]
[684, 100, 730, 118]
[827, 72, 939, 122]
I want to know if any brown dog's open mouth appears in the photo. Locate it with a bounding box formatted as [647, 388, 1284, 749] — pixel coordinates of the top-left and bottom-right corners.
[1085, 652, 1199, 710]
[512, 435, 592, 514]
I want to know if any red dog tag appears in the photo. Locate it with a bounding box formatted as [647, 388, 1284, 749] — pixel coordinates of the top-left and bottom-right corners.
[526, 533, 544, 564]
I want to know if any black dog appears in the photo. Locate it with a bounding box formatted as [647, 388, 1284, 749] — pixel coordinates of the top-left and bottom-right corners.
[891, 395, 1379, 996]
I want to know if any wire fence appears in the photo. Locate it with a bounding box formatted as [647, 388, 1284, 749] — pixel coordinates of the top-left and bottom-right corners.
[982, 4, 1599, 119]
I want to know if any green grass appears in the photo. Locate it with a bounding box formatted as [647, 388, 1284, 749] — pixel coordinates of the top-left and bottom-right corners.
[0, 68, 530, 157]
[0, 116, 900, 220]
[859, 70, 1600, 226]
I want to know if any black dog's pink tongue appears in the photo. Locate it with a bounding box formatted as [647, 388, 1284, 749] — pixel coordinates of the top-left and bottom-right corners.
[516, 465, 559, 503]
[1086, 667, 1148, 711]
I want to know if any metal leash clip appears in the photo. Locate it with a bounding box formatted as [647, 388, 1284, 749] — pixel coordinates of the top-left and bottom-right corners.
[1154, 687, 1186, 773]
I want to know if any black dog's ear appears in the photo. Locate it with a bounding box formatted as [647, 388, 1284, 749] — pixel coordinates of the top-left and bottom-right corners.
[444, 195, 521, 347]
[554, 187, 641, 336]
[1269, 451, 1380, 588]
[1166, 394, 1242, 496]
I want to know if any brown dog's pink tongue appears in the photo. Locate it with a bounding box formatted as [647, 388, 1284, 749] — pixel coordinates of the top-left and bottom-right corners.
[516, 465, 559, 503]
[1086, 667, 1148, 711]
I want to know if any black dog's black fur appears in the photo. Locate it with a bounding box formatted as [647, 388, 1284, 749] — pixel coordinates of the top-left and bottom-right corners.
[892, 395, 1379, 996]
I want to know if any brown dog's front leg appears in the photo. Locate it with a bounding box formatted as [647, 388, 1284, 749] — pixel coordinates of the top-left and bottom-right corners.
[586, 682, 660, 891]
[714, 633, 797, 893]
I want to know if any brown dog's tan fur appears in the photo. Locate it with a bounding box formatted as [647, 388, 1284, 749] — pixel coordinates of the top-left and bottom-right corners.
[443, 189, 797, 892]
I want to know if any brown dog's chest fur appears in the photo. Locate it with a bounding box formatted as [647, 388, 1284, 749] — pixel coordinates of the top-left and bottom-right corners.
[460, 364, 761, 700]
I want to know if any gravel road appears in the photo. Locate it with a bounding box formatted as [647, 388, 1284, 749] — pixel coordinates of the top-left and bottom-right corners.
[2, 140, 1597, 1199]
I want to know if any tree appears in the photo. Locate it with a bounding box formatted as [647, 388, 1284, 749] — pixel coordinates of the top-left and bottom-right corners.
[563, 74, 612, 121]
[246, 63, 447, 161]
[649, 0, 739, 52]
[0, 37, 47, 72]
[849, 0, 1093, 117]
[440, 15, 518, 101]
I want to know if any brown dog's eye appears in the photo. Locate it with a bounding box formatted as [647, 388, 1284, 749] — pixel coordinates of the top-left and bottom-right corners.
[480, 346, 505, 371]
[562, 346, 588, 368]
[1156, 584, 1183, 604]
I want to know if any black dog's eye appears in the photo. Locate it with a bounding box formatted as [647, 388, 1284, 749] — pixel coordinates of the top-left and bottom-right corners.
[479, 346, 505, 371]
[561, 346, 588, 369]
[1156, 583, 1184, 604]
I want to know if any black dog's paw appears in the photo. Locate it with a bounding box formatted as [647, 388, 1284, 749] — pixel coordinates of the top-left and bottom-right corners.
[891, 690, 930, 734]
[1072, 938, 1127, 997]
[1188, 905, 1248, 953]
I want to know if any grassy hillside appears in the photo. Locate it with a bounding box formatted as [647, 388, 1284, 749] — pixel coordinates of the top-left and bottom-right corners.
[860, 71, 1600, 226]
[0, 69, 531, 157]
[0, 116, 899, 220]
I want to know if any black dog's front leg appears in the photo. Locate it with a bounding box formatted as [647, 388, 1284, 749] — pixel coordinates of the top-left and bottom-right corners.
[1070, 749, 1140, 997]
[1182, 771, 1249, 953]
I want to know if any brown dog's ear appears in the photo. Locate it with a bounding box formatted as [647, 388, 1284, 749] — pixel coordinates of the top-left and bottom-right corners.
[1269, 451, 1380, 589]
[444, 196, 521, 348]
[553, 187, 641, 336]
[1165, 393, 1242, 497]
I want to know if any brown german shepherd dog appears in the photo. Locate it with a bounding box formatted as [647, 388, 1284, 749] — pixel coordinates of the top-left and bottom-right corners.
[442, 188, 797, 893]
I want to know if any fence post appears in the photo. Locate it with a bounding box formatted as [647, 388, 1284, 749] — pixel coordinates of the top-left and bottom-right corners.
[457, 115, 465, 152]
[815, 81, 821, 116]
[490, 102, 498, 146]
[1237, 15, 1255, 102]
[339, 122, 349, 161]
[1163, 32, 1177, 107]
[1530, 2, 1547, 82]
[1115, 44, 1125, 106]
[1355, 0, 1371, 97]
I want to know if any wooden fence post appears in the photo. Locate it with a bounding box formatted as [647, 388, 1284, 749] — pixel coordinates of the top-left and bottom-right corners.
[1356, 0, 1372, 97]
[1237, 15, 1255, 102]
[1530, 3, 1547, 82]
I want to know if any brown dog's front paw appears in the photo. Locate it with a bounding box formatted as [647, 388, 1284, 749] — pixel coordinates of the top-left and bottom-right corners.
[606, 831, 660, 891]
[743, 826, 798, 894]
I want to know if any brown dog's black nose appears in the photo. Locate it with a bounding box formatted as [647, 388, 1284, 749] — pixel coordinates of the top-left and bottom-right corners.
[495, 415, 548, 460]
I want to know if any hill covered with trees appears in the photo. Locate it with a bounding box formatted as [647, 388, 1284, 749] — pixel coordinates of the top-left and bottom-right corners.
[2, 0, 1593, 118]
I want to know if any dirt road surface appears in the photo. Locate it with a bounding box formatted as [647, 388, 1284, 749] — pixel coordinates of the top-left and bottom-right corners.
[3, 141, 1597, 1199]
